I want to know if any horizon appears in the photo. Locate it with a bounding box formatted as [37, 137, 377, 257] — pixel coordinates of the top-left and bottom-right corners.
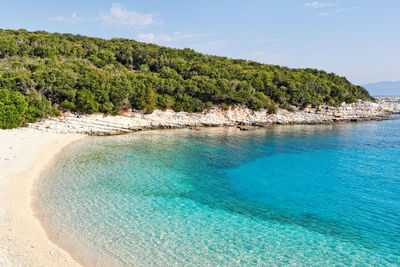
[0, 0, 399, 85]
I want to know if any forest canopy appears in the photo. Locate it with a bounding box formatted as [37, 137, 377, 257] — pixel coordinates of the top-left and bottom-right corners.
[0, 29, 372, 129]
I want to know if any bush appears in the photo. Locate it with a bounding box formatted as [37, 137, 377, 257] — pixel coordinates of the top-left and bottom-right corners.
[76, 89, 99, 113]
[0, 89, 28, 129]
[60, 100, 76, 111]
[280, 102, 294, 112]
[25, 94, 53, 122]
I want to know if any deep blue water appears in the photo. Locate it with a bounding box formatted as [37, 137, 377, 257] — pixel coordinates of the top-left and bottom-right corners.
[38, 117, 400, 266]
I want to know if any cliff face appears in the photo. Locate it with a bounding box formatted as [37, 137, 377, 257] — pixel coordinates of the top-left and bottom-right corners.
[28, 100, 400, 135]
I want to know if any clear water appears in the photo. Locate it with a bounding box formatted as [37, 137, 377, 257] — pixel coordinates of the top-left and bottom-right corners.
[38, 117, 400, 266]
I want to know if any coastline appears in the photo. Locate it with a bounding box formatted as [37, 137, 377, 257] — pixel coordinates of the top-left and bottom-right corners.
[0, 98, 399, 266]
[0, 128, 85, 266]
[29, 99, 400, 135]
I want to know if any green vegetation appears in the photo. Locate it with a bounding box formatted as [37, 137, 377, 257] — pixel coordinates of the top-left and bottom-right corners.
[0, 29, 372, 129]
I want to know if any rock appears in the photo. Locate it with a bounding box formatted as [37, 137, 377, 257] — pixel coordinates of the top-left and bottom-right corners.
[238, 126, 250, 131]
[376, 96, 400, 102]
[27, 100, 400, 135]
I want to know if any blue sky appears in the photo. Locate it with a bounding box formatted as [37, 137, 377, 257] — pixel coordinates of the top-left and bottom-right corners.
[0, 0, 399, 84]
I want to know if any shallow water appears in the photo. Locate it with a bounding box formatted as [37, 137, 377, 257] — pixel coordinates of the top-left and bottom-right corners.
[38, 117, 400, 266]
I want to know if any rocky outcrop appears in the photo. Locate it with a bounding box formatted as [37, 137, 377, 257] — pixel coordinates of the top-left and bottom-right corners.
[28, 100, 400, 135]
[376, 96, 400, 102]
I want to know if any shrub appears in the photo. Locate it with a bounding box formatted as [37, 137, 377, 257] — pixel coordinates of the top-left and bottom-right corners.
[0, 89, 28, 129]
[76, 89, 99, 113]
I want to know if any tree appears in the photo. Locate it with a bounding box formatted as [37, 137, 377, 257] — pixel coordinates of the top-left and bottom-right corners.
[76, 89, 99, 113]
[0, 89, 28, 129]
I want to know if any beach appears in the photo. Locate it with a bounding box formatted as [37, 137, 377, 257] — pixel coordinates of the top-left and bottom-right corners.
[0, 98, 399, 266]
[0, 128, 84, 266]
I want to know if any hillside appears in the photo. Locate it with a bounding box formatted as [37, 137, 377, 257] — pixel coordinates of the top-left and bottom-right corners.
[0, 29, 372, 129]
[363, 81, 400, 97]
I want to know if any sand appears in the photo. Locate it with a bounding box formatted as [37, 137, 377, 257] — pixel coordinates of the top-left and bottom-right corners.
[0, 128, 85, 266]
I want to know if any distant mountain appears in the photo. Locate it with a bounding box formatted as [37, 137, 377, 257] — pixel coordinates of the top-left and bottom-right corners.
[363, 81, 400, 97]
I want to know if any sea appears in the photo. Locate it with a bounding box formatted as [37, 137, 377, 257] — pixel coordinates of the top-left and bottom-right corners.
[37, 116, 400, 266]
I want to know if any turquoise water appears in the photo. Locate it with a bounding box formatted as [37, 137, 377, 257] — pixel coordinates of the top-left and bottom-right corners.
[38, 117, 400, 266]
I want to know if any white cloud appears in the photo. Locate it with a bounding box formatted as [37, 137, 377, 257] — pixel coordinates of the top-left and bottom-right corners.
[137, 32, 210, 43]
[100, 3, 160, 28]
[173, 32, 211, 41]
[335, 7, 351, 13]
[316, 12, 331, 16]
[137, 33, 171, 42]
[304, 1, 357, 16]
[317, 7, 355, 16]
[135, 33, 225, 55]
[304, 2, 334, 9]
[49, 12, 82, 23]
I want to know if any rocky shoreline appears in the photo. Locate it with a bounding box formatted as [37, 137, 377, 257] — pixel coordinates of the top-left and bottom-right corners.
[376, 96, 400, 102]
[28, 99, 400, 135]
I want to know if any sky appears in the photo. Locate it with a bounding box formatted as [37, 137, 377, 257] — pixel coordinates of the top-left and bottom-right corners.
[0, 0, 399, 85]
